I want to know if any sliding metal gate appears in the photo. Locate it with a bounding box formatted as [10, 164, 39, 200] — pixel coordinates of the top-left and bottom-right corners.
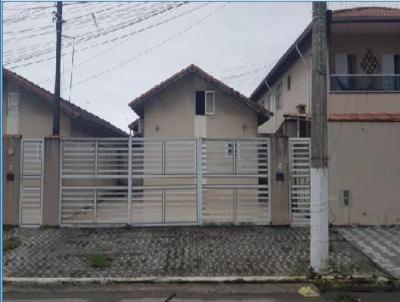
[289, 138, 311, 225]
[20, 139, 44, 226]
[60, 137, 270, 226]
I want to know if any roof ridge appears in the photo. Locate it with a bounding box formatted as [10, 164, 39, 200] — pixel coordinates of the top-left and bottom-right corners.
[128, 64, 272, 124]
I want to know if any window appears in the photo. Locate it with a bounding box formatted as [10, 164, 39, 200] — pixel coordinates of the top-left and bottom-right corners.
[287, 75, 291, 91]
[205, 91, 215, 115]
[195, 91, 205, 115]
[7, 91, 19, 116]
[268, 94, 275, 112]
[395, 55, 400, 74]
[347, 54, 357, 74]
[196, 90, 215, 115]
[275, 82, 283, 110]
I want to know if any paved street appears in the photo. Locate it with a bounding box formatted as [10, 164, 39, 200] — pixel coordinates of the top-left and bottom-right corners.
[4, 285, 400, 302]
[339, 227, 400, 278]
[4, 226, 385, 278]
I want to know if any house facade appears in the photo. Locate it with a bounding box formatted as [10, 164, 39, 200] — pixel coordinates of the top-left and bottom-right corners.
[129, 64, 271, 138]
[3, 68, 127, 138]
[251, 7, 400, 225]
[3, 69, 127, 226]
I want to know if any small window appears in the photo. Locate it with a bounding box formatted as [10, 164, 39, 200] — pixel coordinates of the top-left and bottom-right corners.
[287, 75, 291, 91]
[395, 55, 400, 74]
[347, 54, 357, 74]
[275, 82, 283, 110]
[196, 90, 215, 115]
[7, 91, 19, 116]
[268, 94, 275, 112]
[205, 91, 215, 115]
[195, 91, 205, 115]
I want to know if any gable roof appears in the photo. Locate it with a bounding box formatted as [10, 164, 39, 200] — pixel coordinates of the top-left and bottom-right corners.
[129, 64, 273, 125]
[3, 68, 128, 137]
[250, 6, 400, 101]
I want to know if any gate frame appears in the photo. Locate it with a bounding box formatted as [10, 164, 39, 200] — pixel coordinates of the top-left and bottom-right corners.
[19, 138, 45, 227]
[288, 137, 311, 226]
[58, 137, 271, 227]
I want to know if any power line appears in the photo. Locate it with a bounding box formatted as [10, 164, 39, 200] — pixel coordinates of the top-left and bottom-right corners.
[5, 3, 187, 67]
[37, 3, 209, 85]
[64, 3, 229, 90]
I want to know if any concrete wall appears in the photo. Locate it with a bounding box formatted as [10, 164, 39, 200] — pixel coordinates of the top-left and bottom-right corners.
[269, 136, 290, 225]
[143, 73, 259, 138]
[328, 122, 400, 225]
[42, 137, 60, 226]
[3, 136, 21, 225]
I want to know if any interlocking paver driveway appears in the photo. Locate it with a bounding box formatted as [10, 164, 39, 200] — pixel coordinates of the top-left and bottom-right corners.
[4, 226, 386, 278]
[339, 227, 400, 278]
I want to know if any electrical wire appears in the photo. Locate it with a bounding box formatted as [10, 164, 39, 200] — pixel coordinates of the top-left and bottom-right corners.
[63, 3, 229, 90]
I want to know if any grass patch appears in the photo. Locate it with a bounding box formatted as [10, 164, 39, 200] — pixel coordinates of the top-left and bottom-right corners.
[4, 237, 22, 251]
[88, 253, 112, 269]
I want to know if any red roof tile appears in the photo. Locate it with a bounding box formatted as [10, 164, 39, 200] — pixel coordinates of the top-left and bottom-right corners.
[329, 113, 400, 122]
[333, 6, 400, 18]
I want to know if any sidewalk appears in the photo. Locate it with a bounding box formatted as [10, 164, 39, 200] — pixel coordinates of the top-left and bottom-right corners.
[339, 227, 400, 278]
[3, 226, 387, 279]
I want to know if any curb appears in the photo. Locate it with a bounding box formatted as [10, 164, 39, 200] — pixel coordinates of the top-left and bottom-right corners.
[3, 275, 390, 285]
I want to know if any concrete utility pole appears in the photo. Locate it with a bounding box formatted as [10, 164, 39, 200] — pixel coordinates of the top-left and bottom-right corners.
[52, 1, 63, 135]
[310, 1, 329, 273]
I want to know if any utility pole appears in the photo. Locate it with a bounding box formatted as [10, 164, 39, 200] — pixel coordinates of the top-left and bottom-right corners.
[310, 1, 329, 274]
[52, 1, 63, 135]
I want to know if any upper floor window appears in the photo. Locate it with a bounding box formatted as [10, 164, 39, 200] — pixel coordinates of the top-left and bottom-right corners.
[331, 53, 400, 92]
[195, 90, 215, 115]
[287, 75, 291, 91]
[275, 82, 283, 109]
[267, 94, 275, 112]
[7, 91, 19, 116]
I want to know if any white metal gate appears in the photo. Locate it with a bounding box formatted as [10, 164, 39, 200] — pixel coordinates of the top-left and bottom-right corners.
[202, 139, 270, 224]
[60, 137, 270, 226]
[289, 138, 311, 225]
[20, 139, 44, 226]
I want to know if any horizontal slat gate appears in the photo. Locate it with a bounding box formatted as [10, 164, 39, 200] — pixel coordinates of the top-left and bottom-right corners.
[20, 139, 43, 226]
[202, 139, 270, 225]
[60, 138, 270, 226]
[289, 138, 311, 225]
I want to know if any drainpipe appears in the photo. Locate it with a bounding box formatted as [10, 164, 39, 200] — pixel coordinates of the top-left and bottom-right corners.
[264, 79, 277, 130]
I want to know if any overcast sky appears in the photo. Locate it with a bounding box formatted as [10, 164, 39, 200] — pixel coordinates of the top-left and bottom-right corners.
[4, 1, 398, 132]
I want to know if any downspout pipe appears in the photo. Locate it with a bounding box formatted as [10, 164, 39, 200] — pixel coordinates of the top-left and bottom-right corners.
[296, 44, 311, 117]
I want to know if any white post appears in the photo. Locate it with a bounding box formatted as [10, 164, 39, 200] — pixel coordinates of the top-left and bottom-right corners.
[128, 136, 132, 225]
[310, 168, 329, 272]
[196, 138, 203, 225]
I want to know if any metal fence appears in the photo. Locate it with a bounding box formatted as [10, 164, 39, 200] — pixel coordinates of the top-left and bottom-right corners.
[288, 138, 311, 226]
[60, 137, 270, 226]
[20, 139, 44, 226]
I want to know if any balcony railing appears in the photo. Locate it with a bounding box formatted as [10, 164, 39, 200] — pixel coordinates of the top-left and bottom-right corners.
[330, 74, 400, 92]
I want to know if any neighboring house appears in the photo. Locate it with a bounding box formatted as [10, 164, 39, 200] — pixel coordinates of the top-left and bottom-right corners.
[3, 68, 127, 138]
[251, 7, 400, 225]
[3, 69, 127, 226]
[128, 64, 272, 138]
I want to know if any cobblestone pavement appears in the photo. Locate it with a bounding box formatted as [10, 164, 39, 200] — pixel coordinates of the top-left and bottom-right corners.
[338, 227, 400, 278]
[4, 226, 386, 278]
